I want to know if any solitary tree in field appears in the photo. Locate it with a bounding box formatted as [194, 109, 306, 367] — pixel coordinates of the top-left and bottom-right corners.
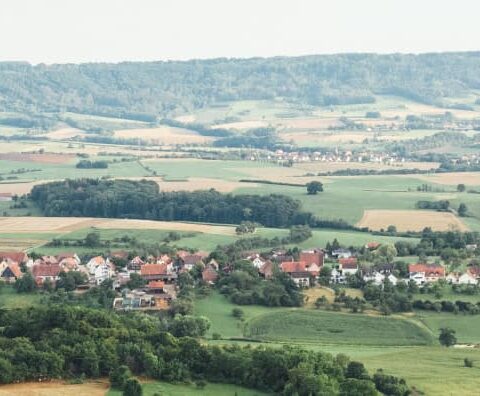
[439, 327, 457, 347]
[457, 184, 466, 192]
[458, 203, 468, 217]
[306, 181, 323, 195]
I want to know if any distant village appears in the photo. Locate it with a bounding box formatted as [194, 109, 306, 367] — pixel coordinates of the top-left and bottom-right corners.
[1, 241, 479, 311]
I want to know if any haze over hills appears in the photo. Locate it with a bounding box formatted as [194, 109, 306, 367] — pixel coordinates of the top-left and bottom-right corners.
[1, 52, 480, 121]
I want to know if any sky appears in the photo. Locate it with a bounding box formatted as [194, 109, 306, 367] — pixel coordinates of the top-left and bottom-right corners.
[1, 0, 479, 64]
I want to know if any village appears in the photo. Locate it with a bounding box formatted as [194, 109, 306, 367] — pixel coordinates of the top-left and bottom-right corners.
[1, 241, 479, 312]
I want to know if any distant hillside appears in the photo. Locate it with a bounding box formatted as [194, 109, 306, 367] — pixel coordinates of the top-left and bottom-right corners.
[1, 52, 480, 120]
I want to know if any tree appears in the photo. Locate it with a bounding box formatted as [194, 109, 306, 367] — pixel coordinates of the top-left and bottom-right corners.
[458, 203, 468, 217]
[232, 307, 244, 319]
[386, 225, 397, 234]
[127, 273, 146, 290]
[457, 184, 466, 192]
[123, 378, 142, 396]
[340, 378, 378, 396]
[14, 272, 36, 293]
[110, 365, 131, 389]
[84, 232, 101, 247]
[439, 327, 457, 347]
[306, 181, 323, 195]
[346, 361, 370, 380]
[464, 358, 474, 368]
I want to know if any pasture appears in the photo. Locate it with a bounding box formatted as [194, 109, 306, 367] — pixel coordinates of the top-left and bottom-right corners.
[356, 209, 469, 232]
[107, 381, 269, 396]
[245, 310, 435, 346]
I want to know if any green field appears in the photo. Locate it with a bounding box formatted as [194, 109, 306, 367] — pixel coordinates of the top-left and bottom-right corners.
[107, 381, 269, 396]
[246, 310, 435, 346]
[194, 292, 480, 396]
[0, 286, 40, 309]
[417, 311, 480, 344]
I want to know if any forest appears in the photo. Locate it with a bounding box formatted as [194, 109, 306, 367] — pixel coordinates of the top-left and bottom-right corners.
[1, 52, 480, 120]
[0, 304, 410, 395]
[30, 179, 309, 227]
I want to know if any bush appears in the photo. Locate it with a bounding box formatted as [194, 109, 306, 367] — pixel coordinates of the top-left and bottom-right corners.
[464, 358, 474, 368]
[123, 378, 142, 396]
[232, 307, 244, 319]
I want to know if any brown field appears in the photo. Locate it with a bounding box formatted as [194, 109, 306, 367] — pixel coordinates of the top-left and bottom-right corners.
[212, 120, 268, 130]
[411, 172, 480, 186]
[232, 166, 330, 185]
[0, 181, 47, 195]
[356, 210, 469, 232]
[0, 381, 108, 396]
[0, 153, 75, 164]
[45, 128, 86, 140]
[128, 177, 258, 193]
[304, 287, 365, 308]
[0, 238, 48, 251]
[114, 126, 213, 145]
[0, 217, 237, 236]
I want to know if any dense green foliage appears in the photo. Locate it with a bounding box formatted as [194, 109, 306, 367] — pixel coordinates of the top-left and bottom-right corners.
[2, 53, 480, 119]
[30, 179, 306, 227]
[0, 305, 408, 395]
[76, 160, 109, 169]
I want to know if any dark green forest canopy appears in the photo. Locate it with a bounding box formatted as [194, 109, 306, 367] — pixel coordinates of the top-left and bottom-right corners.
[2, 52, 480, 117]
[29, 179, 310, 227]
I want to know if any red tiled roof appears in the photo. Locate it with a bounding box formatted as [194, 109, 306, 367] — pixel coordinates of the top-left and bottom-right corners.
[0, 251, 28, 263]
[32, 264, 61, 278]
[147, 281, 165, 289]
[468, 266, 480, 277]
[182, 254, 204, 265]
[8, 263, 22, 278]
[409, 264, 445, 277]
[202, 266, 218, 282]
[339, 258, 358, 269]
[366, 242, 381, 249]
[299, 251, 324, 266]
[280, 261, 307, 273]
[140, 264, 168, 276]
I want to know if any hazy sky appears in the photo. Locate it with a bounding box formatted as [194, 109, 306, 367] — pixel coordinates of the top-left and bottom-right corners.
[1, 0, 479, 64]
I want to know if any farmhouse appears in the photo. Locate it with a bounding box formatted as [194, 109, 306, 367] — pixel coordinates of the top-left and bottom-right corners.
[331, 248, 352, 259]
[248, 254, 266, 269]
[408, 264, 445, 285]
[0, 251, 29, 265]
[140, 263, 177, 282]
[363, 270, 398, 286]
[299, 248, 324, 268]
[0, 261, 22, 283]
[259, 260, 274, 279]
[330, 259, 359, 284]
[202, 264, 219, 284]
[280, 261, 319, 287]
[179, 252, 206, 271]
[32, 263, 61, 286]
[446, 271, 478, 285]
[128, 256, 145, 271]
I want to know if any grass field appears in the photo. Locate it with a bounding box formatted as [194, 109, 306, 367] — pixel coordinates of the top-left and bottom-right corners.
[0, 286, 40, 309]
[107, 381, 269, 396]
[114, 126, 213, 145]
[246, 310, 435, 346]
[194, 292, 480, 395]
[416, 311, 480, 344]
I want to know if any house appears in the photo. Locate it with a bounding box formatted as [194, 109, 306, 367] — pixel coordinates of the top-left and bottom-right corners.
[41, 255, 59, 265]
[280, 261, 319, 287]
[32, 263, 61, 286]
[56, 253, 81, 265]
[59, 256, 82, 272]
[331, 248, 352, 259]
[202, 265, 218, 284]
[0, 251, 29, 265]
[0, 261, 22, 283]
[259, 260, 274, 279]
[408, 264, 445, 285]
[299, 248, 324, 268]
[86, 256, 106, 273]
[146, 280, 165, 294]
[248, 254, 265, 269]
[128, 256, 144, 271]
[363, 270, 398, 286]
[338, 258, 358, 275]
[179, 253, 205, 271]
[140, 264, 177, 282]
[92, 261, 114, 285]
[446, 271, 478, 285]
[365, 242, 381, 250]
[113, 291, 155, 310]
[111, 250, 129, 260]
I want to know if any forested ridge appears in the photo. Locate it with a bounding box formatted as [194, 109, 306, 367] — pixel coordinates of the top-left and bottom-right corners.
[2, 52, 480, 119]
[30, 179, 309, 227]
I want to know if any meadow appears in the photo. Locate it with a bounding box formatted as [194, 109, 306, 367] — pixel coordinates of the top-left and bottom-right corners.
[194, 292, 480, 396]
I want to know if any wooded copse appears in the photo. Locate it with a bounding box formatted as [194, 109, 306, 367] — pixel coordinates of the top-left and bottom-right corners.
[2, 53, 480, 119]
[30, 179, 311, 227]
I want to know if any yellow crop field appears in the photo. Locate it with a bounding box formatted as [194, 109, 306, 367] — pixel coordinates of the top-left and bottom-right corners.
[0, 381, 108, 396]
[114, 126, 213, 145]
[356, 210, 469, 232]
